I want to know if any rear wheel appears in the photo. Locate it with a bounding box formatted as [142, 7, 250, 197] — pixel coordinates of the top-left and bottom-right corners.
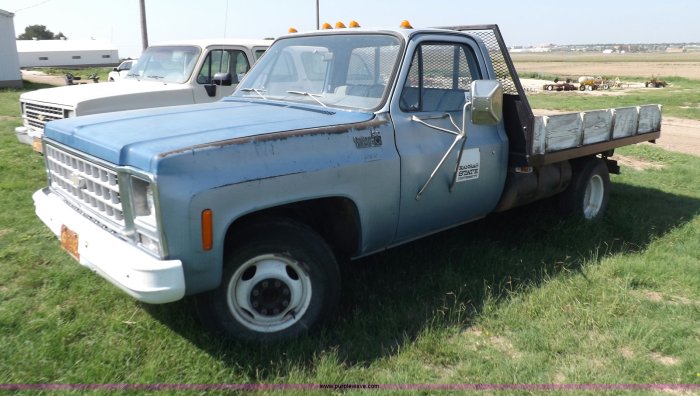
[197, 218, 341, 342]
[559, 157, 610, 221]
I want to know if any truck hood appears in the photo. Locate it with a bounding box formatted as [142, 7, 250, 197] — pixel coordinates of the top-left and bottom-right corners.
[21, 80, 192, 113]
[44, 99, 374, 172]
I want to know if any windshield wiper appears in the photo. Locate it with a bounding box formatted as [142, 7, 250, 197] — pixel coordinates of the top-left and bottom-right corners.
[240, 88, 267, 99]
[147, 75, 165, 80]
[287, 90, 327, 108]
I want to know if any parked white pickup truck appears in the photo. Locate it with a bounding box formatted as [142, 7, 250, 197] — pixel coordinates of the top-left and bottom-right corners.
[15, 38, 271, 151]
[107, 59, 138, 82]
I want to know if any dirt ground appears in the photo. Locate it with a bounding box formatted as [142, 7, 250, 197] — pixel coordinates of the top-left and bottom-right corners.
[19, 71, 700, 157]
[643, 117, 700, 156]
[514, 61, 700, 80]
[21, 70, 69, 86]
[520, 78, 644, 95]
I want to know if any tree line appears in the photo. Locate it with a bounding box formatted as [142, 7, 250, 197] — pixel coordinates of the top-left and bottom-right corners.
[17, 25, 67, 40]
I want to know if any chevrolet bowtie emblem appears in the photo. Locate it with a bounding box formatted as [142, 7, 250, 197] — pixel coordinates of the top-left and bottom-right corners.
[69, 173, 87, 189]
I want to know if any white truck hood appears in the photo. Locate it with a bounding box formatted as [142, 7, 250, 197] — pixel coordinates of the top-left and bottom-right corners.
[21, 80, 195, 116]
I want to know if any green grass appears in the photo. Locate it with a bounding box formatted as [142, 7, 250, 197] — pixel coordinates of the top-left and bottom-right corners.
[1, 83, 699, 392]
[524, 76, 700, 120]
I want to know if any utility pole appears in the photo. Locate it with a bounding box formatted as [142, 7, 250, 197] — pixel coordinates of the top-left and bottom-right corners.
[139, 0, 149, 50]
[316, 0, 319, 29]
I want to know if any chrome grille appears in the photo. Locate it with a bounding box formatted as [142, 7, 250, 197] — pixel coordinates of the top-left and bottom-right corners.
[23, 101, 65, 129]
[45, 144, 125, 231]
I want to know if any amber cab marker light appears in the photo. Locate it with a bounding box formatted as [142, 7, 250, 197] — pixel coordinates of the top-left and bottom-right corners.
[201, 209, 213, 251]
[349, 20, 361, 28]
[335, 21, 346, 29]
[400, 20, 413, 29]
[288, 27, 298, 33]
[322, 22, 333, 29]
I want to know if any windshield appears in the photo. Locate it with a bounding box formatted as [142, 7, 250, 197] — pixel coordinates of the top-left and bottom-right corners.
[125, 46, 201, 83]
[233, 34, 402, 110]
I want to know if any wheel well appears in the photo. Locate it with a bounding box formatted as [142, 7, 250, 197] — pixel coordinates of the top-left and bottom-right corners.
[225, 197, 361, 258]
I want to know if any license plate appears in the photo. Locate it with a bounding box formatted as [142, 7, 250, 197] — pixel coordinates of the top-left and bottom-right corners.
[32, 138, 43, 153]
[60, 225, 80, 260]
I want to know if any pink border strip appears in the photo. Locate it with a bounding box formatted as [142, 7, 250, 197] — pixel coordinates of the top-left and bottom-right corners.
[0, 384, 698, 391]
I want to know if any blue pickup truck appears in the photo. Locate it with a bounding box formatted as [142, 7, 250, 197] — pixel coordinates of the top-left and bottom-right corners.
[32, 24, 661, 341]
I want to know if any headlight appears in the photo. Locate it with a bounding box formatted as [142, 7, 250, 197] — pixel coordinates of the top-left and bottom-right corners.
[130, 176, 162, 256]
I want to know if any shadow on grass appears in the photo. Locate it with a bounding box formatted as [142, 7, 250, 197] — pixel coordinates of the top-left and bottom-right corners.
[144, 182, 700, 378]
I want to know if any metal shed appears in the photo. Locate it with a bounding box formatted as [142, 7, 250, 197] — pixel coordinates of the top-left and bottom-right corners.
[0, 9, 22, 88]
[16, 39, 119, 68]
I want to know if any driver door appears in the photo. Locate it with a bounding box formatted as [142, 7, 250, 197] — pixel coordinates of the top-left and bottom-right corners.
[193, 48, 251, 103]
[390, 36, 508, 242]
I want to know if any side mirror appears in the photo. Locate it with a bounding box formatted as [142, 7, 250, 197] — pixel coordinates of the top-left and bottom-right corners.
[204, 85, 217, 97]
[112, 67, 119, 72]
[212, 72, 234, 86]
[470, 80, 503, 125]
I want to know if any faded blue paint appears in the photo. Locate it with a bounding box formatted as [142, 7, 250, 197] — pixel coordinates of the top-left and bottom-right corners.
[37, 28, 513, 297]
[44, 99, 374, 172]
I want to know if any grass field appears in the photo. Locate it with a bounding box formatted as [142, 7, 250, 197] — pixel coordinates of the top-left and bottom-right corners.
[523, 76, 700, 121]
[0, 79, 699, 392]
[513, 52, 700, 81]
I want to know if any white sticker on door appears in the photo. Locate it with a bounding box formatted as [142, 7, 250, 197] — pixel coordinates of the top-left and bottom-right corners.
[456, 148, 480, 182]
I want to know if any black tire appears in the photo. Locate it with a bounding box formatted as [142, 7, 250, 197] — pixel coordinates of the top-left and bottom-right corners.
[196, 218, 341, 342]
[558, 158, 610, 221]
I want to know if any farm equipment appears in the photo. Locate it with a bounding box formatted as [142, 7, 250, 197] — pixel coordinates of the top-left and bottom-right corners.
[578, 76, 612, 91]
[646, 76, 667, 88]
[64, 73, 100, 85]
[542, 77, 576, 91]
[543, 82, 576, 91]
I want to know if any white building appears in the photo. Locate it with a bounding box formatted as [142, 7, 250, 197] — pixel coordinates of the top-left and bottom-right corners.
[16, 39, 119, 68]
[0, 9, 22, 88]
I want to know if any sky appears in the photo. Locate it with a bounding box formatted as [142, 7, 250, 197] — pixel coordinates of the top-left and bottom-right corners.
[1, 0, 698, 59]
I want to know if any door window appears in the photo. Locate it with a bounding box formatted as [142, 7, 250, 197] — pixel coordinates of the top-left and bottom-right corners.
[197, 50, 250, 84]
[400, 43, 481, 112]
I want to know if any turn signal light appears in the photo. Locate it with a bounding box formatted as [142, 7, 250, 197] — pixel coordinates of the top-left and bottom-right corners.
[201, 209, 213, 251]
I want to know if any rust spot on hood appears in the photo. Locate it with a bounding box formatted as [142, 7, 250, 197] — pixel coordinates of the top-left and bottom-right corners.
[158, 114, 390, 159]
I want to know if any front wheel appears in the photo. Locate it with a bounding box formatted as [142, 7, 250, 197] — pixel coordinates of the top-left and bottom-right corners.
[197, 218, 341, 342]
[559, 158, 610, 221]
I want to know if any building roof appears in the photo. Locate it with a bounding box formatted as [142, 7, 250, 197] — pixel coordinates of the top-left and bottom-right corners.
[0, 9, 14, 18]
[16, 39, 117, 53]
